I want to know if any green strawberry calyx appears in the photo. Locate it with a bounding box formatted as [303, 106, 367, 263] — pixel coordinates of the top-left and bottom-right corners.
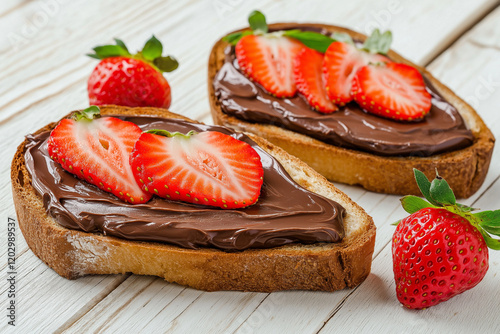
[222, 10, 392, 55]
[71, 105, 101, 122]
[396, 168, 500, 250]
[87, 36, 179, 73]
[360, 29, 392, 54]
[145, 129, 196, 139]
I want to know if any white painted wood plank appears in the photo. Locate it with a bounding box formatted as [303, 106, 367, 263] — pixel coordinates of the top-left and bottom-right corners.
[319, 238, 500, 334]
[0, 250, 129, 334]
[0, 1, 497, 333]
[62, 276, 203, 334]
[66, 278, 268, 334]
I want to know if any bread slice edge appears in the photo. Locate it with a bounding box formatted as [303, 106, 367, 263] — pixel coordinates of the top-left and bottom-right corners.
[11, 105, 375, 292]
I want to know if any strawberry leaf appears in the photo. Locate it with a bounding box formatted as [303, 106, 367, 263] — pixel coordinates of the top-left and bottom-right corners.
[456, 203, 478, 212]
[392, 219, 402, 226]
[114, 38, 129, 53]
[400, 195, 434, 214]
[146, 129, 196, 138]
[283, 30, 335, 53]
[331, 32, 354, 44]
[248, 10, 268, 34]
[222, 31, 253, 45]
[362, 29, 392, 55]
[429, 173, 456, 206]
[90, 44, 130, 59]
[142, 35, 163, 61]
[478, 228, 500, 250]
[413, 169, 439, 206]
[72, 106, 101, 121]
[476, 210, 500, 235]
[153, 56, 179, 72]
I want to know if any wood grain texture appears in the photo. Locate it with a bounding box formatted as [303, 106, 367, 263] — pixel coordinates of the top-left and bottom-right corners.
[1, 0, 499, 333]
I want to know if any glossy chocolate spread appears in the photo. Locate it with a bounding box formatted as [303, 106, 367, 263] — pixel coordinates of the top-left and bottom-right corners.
[25, 116, 345, 250]
[213, 28, 474, 157]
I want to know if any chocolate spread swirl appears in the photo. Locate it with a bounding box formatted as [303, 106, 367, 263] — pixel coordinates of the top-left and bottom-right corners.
[213, 29, 474, 157]
[25, 116, 345, 250]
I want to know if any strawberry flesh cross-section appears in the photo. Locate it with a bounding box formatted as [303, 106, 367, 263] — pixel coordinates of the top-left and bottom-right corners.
[130, 130, 264, 209]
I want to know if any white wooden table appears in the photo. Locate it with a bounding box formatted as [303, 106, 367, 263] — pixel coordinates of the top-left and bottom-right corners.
[2, 1, 500, 333]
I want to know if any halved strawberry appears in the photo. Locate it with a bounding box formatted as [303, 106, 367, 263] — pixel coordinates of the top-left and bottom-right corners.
[323, 41, 390, 106]
[351, 63, 432, 121]
[294, 48, 337, 113]
[47, 106, 151, 204]
[130, 130, 264, 209]
[235, 34, 303, 98]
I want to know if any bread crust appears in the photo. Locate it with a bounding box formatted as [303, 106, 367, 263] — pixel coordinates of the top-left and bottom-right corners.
[208, 23, 495, 198]
[12, 106, 375, 292]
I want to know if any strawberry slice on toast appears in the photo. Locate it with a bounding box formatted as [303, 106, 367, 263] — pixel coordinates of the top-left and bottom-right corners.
[47, 106, 151, 204]
[294, 48, 337, 113]
[351, 62, 432, 121]
[130, 130, 264, 209]
[323, 41, 390, 106]
[236, 34, 303, 98]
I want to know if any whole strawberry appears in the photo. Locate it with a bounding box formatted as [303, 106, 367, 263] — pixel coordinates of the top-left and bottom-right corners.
[392, 169, 500, 309]
[87, 36, 178, 108]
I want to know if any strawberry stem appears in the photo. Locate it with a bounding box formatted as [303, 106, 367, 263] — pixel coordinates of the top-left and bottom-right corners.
[145, 129, 196, 139]
[248, 10, 268, 34]
[72, 106, 101, 121]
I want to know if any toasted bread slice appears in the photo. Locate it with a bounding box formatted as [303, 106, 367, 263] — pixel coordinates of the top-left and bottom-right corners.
[208, 23, 495, 198]
[12, 106, 375, 292]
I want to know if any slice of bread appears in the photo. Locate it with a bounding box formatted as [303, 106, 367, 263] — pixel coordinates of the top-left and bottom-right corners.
[208, 23, 495, 198]
[12, 105, 375, 292]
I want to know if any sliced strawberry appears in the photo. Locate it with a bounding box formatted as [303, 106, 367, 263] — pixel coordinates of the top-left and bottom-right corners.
[323, 41, 390, 106]
[352, 63, 432, 121]
[47, 107, 151, 204]
[235, 34, 303, 98]
[293, 48, 337, 113]
[130, 130, 264, 209]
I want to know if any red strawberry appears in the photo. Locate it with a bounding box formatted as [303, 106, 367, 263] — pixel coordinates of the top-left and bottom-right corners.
[352, 62, 432, 121]
[130, 130, 264, 209]
[235, 34, 303, 98]
[88, 57, 171, 108]
[87, 36, 178, 108]
[47, 106, 151, 204]
[323, 41, 389, 105]
[392, 169, 500, 309]
[393, 208, 488, 309]
[294, 48, 337, 113]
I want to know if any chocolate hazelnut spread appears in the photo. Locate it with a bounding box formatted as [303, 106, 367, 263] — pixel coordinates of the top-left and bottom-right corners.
[25, 116, 345, 250]
[212, 28, 474, 157]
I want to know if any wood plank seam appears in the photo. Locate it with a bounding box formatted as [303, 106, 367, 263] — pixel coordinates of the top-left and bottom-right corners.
[54, 274, 131, 334]
[423, 1, 500, 65]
